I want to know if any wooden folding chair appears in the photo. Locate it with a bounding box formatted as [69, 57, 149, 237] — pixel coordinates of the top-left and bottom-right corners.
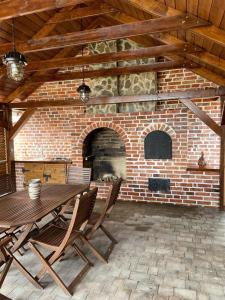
[28, 187, 106, 296]
[67, 166, 91, 186]
[59, 166, 92, 217]
[85, 178, 122, 261]
[0, 236, 41, 290]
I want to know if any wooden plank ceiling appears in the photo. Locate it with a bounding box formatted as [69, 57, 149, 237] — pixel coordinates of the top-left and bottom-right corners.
[0, 0, 224, 104]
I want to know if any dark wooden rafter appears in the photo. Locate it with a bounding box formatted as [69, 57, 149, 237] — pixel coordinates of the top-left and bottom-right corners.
[5, 87, 225, 109]
[0, 0, 90, 20]
[0, 15, 209, 55]
[124, 0, 225, 49]
[47, 3, 118, 24]
[4, 9, 100, 103]
[9, 109, 37, 140]
[12, 60, 191, 85]
[105, 13, 225, 86]
[116, 0, 225, 84]
[14, 44, 200, 73]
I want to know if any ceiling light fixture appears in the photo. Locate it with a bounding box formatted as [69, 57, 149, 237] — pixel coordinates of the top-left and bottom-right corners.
[77, 19, 91, 104]
[2, 19, 27, 82]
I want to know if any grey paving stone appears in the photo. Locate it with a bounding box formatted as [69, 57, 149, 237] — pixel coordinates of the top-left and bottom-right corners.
[174, 288, 197, 300]
[2, 201, 225, 300]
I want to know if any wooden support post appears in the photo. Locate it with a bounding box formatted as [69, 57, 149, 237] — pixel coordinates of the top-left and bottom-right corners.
[220, 96, 225, 209]
[220, 126, 225, 209]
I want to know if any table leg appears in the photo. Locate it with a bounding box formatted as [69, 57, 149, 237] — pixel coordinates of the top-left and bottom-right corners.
[6, 248, 42, 289]
[11, 223, 33, 253]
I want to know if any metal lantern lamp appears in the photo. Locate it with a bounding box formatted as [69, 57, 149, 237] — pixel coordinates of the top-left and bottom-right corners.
[2, 19, 27, 82]
[76, 19, 91, 104]
[77, 81, 91, 104]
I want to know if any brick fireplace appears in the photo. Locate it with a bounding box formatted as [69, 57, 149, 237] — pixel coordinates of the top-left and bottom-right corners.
[13, 68, 220, 207]
[83, 127, 126, 181]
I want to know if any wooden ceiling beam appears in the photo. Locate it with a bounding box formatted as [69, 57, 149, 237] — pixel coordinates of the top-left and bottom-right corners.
[3, 8, 98, 103]
[152, 32, 225, 81]
[17, 60, 190, 84]
[10, 44, 197, 73]
[106, 13, 225, 86]
[5, 87, 225, 109]
[0, 15, 209, 55]
[47, 3, 118, 24]
[0, 0, 90, 21]
[124, 0, 225, 49]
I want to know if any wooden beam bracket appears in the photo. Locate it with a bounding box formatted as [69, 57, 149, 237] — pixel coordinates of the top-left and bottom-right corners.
[180, 99, 222, 136]
[9, 109, 37, 140]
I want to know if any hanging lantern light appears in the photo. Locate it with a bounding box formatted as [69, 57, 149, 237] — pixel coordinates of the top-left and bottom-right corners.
[2, 19, 27, 82]
[77, 19, 91, 104]
[77, 81, 91, 104]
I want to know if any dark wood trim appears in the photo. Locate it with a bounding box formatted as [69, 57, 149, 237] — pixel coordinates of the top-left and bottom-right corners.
[4, 87, 225, 109]
[221, 96, 225, 125]
[0, 0, 89, 21]
[9, 109, 37, 140]
[186, 167, 219, 173]
[13, 160, 72, 164]
[220, 126, 225, 209]
[24, 60, 189, 84]
[8, 100, 81, 108]
[0, 15, 209, 55]
[180, 99, 222, 136]
[19, 44, 197, 73]
[47, 3, 118, 24]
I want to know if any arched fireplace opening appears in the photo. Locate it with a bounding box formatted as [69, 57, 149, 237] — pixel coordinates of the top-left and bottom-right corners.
[83, 127, 126, 182]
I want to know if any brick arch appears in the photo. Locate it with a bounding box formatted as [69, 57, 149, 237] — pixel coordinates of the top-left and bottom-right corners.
[76, 122, 130, 152]
[139, 123, 176, 144]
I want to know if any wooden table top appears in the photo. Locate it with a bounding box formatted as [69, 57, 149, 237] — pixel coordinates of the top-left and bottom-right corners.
[0, 184, 88, 228]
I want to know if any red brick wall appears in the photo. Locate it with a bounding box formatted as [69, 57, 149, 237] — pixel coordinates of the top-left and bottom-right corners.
[14, 69, 221, 207]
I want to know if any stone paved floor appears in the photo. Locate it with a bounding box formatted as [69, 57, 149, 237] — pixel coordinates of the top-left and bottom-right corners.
[2, 201, 225, 300]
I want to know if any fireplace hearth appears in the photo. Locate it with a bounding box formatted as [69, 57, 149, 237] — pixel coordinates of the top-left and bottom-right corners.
[83, 128, 126, 181]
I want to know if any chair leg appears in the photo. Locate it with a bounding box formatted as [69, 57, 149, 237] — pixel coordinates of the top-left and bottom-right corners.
[29, 242, 92, 296]
[29, 243, 72, 296]
[80, 235, 108, 264]
[6, 248, 42, 290]
[0, 257, 13, 288]
[72, 243, 93, 266]
[35, 250, 64, 280]
[100, 224, 118, 244]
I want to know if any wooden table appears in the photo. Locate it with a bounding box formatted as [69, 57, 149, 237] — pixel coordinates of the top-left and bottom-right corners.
[0, 184, 88, 289]
[0, 184, 89, 251]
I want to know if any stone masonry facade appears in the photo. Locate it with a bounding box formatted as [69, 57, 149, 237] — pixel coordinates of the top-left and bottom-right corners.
[14, 68, 220, 207]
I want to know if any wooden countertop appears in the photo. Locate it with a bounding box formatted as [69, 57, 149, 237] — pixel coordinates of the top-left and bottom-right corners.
[13, 160, 72, 164]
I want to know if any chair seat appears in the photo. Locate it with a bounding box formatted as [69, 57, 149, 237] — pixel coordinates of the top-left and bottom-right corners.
[0, 227, 6, 234]
[88, 212, 101, 225]
[31, 225, 78, 248]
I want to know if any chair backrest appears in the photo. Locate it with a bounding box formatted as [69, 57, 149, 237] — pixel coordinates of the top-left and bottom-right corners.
[90, 179, 122, 233]
[105, 178, 122, 214]
[67, 166, 91, 185]
[61, 188, 98, 247]
[0, 237, 12, 288]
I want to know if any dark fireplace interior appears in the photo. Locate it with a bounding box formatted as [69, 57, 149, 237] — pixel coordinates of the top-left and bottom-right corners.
[83, 128, 126, 181]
